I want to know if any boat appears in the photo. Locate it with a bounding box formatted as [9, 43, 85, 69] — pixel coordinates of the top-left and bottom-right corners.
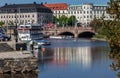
[17, 23, 43, 42]
[34, 39, 51, 46]
[49, 36, 73, 39]
[49, 36, 65, 39]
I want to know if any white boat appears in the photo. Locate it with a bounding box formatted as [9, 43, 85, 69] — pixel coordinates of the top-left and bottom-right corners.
[17, 23, 43, 42]
[49, 36, 73, 39]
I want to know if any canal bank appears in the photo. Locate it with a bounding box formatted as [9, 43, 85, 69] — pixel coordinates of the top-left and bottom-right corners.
[0, 39, 39, 73]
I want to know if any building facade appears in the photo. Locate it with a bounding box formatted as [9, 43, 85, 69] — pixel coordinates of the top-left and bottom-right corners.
[0, 2, 53, 26]
[44, 3, 68, 18]
[68, 3, 113, 26]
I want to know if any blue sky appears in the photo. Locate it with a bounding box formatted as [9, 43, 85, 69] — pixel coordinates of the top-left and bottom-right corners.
[0, 0, 109, 6]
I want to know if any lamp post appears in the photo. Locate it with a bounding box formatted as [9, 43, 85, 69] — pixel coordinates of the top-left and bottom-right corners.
[14, 9, 18, 43]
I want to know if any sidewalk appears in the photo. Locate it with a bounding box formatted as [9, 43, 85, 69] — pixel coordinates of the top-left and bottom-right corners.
[0, 51, 33, 59]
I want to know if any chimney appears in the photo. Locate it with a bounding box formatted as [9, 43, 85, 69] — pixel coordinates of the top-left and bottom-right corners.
[5, 3, 8, 6]
[41, 2, 43, 5]
[33, 2, 36, 4]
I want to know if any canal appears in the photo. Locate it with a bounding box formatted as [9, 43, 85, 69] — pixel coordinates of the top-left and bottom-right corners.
[1, 38, 117, 78]
[38, 39, 117, 78]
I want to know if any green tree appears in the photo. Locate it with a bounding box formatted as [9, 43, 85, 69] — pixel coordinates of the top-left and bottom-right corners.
[106, 0, 120, 19]
[89, 16, 103, 32]
[67, 15, 77, 26]
[101, 0, 120, 76]
[0, 21, 4, 26]
[8, 21, 14, 26]
[58, 15, 68, 27]
[99, 0, 120, 48]
[53, 16, 58, 24]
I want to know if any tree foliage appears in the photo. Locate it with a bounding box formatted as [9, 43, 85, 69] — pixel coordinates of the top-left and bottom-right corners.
[103, 0, 120, 76]
[8, 21, 14, 26]
[89, 16, 103, 32]
[0, 21, 4, 26]
[53, 16, 58, 24]
[99, 0, 120, 48]
[58, 15, 68, 27]
[67, 15, 77, 26]
[106, 0, 120, 19]
[100, 20, 120, 48]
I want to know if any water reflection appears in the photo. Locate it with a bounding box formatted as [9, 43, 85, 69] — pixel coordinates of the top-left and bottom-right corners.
[0, 73, 38, 78]
[39, 46, 109, 70]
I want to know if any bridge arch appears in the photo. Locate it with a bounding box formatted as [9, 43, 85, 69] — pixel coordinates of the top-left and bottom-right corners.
[57, 31, 74, 37]
[78, 31, 95, 38]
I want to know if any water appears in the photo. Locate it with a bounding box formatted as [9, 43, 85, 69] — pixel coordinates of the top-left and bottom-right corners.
[38, 39, 117, 78]
[2, 38, 117, 78]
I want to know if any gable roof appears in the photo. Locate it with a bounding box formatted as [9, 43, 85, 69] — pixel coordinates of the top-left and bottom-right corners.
[44, 3, 68, 10]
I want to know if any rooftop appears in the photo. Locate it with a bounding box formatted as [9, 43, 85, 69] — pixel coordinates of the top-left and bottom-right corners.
[44, 3, 68, 10]
[0, 2, 52, 13]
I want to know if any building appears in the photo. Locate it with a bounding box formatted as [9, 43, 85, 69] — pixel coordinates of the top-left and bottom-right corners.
[0, 2, 53, 26]
[68, 3, 113, 26]
[44, 3, 68, 18]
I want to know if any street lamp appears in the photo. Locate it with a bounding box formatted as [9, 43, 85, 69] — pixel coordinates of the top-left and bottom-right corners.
[14, 9, 18, 43]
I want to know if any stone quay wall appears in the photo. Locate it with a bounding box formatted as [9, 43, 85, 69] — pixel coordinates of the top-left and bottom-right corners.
[0, 57, 39, 73]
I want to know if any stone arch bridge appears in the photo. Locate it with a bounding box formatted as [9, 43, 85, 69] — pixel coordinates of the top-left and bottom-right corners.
[42, 27, 96, 38]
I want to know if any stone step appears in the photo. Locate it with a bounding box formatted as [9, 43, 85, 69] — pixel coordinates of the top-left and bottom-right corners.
[0, 43, 14, 52]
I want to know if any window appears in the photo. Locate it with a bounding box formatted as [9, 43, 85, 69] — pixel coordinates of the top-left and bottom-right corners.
[9, 15, 10, 18]
[25, 15, 27, 18]
[87, 11, 89, 14]
[74, 11, 76, 14]
[84, 16, 86, 18]
[28, 15, 30, 18]
[84, 11, 85, 14]
[87, 15, 89, 18]
[25, 20, 27, 23]
[63, 11, 64, 13]
[84, 6, 85, 9]
[68, 11, 70, 14]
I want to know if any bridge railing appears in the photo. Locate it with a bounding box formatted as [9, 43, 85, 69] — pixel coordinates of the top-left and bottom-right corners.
[43, 26, 93, 31]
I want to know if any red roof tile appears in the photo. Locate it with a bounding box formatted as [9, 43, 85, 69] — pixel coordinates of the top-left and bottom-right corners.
[44, 3, 68, 10]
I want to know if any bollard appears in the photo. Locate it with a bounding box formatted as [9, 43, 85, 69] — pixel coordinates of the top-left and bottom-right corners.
[0, 38, 2, 42]
[5, 38, 7, 42]
[20, 47, 23, 54]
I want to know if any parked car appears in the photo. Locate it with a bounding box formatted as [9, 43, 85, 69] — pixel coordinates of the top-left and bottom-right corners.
[0, 33, 11, 41]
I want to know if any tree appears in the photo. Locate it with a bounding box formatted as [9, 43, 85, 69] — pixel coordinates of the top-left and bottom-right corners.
[67, 15, 77, 26]
[8, 21, 14, 26]
[89, 16, 103, 32]
[53, 16, 58, 24]
[106, 0, 120, 19]
[100, 0, 120, 48]
[58, 15, 68, 27]
[101, 0, 120, 75]
[0, 21, 4, 26]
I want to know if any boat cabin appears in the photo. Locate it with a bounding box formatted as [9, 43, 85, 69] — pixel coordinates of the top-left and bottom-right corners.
[17, 24, 43, 42]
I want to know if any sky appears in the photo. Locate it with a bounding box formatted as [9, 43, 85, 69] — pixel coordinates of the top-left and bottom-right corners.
[0, 0, 109, 6]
